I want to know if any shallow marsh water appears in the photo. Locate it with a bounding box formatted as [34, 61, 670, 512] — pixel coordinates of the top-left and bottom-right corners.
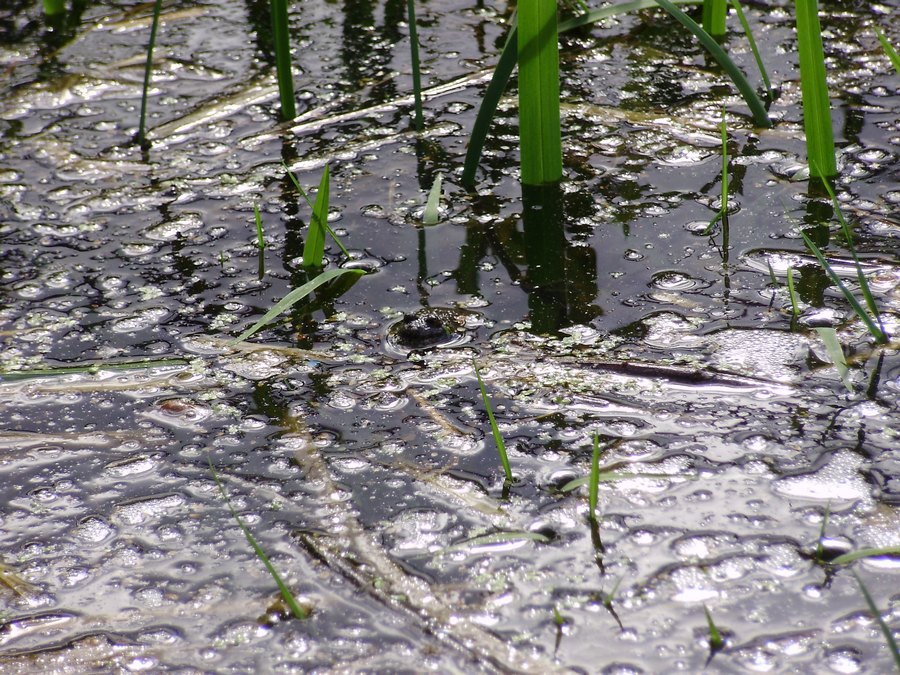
[0, 0, 899, 672]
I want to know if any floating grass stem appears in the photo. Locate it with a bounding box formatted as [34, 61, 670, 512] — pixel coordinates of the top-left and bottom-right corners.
[137, 0, 163, 148]
[517, 0, 562, 185]
[270, 0, 296, 120]
[852, 571, 900, 670]
[209, 457, 309, 620]
[474, 361, 513, 484]
[406, 0, 424, 131]
[794, 0, 836, 179]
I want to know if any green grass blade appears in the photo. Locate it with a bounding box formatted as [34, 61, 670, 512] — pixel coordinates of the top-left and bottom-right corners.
[230, 268, 365, 344]
[270, 0, 296, 120]
[518, 0, 562, 185]
[253, 203, 266, 250]
[794, 0, 836, 179]
[302, 166, 330, 268]
[474, 361, 513, 484]
[209, 458, 309, 619]
[831, 546, 900, 566]
[815, 327, 852, 391]
[588, 435, 602, 521]
[653, 0, 771, 127]
[800, 232, 887, 343]
[815, 502, 830, 563]
[43, 0, 65, 16]
[704, 108, 729, 232]
[875, 27, 900, 75]
[445, 530, 551, 552]
[462, 1, 702, 187]
[786, 266, 800, 317]
[702, 0, 727, 37]
[852, 571, 900, 671]
[817, 176, 886, 338]
[406, 0, 424, 131]
[283, 164, 351, 259]
[729, 0, 774, 100]
[137, 0, 163, 148]
[423, 172, 443, 225]
[704, 605, 725, 651]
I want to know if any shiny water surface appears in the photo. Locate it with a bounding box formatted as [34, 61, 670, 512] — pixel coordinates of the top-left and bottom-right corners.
[1, 0, 898, 672]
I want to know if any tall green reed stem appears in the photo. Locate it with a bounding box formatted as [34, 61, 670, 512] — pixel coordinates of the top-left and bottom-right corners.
[518, 0, 563, 185]
[270, 0, 296, 120]
[43, 0, 65, 16]
[794, 0, 836, 179]
[406, 0, 425, 131]
[702, 0, 727, 37]
[137, 0, 163, 148]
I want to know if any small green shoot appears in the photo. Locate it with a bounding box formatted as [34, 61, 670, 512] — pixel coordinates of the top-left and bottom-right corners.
[874, 27, 900, 76]
[209, 457, 308, 619]
[800, 232, 887, 344]
[553, 605, 566, 626]
[283, 164, 351, 259]
[786, 266, 800, 317]
[588, 434, 602, 522]
[230, 267, 365, 344]
[794, 0, 836, 179]
[852, 571, 900, 671]
[729, 0, 774, 100]
[270, 0, 296, 120]
[705, 109, 729, 233]
[422, 172, 443, 225]
[815, 327, 852, 391]
[473, 361, 513, 484]
[253, 203, 266, 251]
[704, 605, 725, 652]
[303, 165, 330, 268]
[137, 0, 164, 148]
[406, 0, 424, 131]
[815, 502, 830, 563]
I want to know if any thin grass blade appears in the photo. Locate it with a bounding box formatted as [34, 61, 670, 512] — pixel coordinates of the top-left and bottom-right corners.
[137, 0, 164, 147]
[406, 0, 424, 131]
[270, 0, 296, 120]
[874, 27, 900, 75]
[474, 361, 513, 483]
[43, 0, 65, 16]
[815, 327, 852, 391]
[283, 163, 351, 259]
[800, 232, 887, 343]
[852, 571, 900, 671]
[786, 266, 800, 316]
[230, 268, 365, 344]
[831, 546, 900, 566]
[209, 457, 308, 619]
[653, 0, 771, 127]
[253, 203, 266, 250]
[704, 605, 725, 651]
[794, 0, 836, 179]
[302, 166, 329, 268]
[702, 0, 727, 37]
[444, 530, 551, 552]
[729, 0, 774, 100]
[588, 435, 602, 520]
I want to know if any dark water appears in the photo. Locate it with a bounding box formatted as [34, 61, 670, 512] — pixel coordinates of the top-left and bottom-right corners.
[1, 0, 898, 672]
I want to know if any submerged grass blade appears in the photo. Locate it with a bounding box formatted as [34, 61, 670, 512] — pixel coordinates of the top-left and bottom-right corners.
[230, 267, 365, 344]
[852, 571, 900, 671]
[209, 458, 308, 619]
[800, 232, 887, 343]
[729, 0, 773, 100]
[270, 0, 296, 120]
[653, 0, 771, 127]
[137, 0, 163, 147]
[517, 0, 562, 184]
[875, 27, 900, 75]
[794, 0, 836, 179]
[422, 172, 443, 225]
[474, 361, 513, 484]
[302, 166, 329, 268]
[831, 546, 900, 566]
[406, 0, 424, 131]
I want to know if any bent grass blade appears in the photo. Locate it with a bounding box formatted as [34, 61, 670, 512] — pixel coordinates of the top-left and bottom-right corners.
[474, 361, 513, 484]
[874, 27, 900, 75]
[229, 267, 365, 344]
[284, 163, 351, 259]
[303, 165, 329, 268]
[209, 458, 308, 620]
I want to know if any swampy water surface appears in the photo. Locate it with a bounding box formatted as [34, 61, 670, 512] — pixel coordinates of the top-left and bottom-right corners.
[1, 0, 899, 672]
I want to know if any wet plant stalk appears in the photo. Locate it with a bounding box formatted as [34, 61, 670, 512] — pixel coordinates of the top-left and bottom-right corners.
[270, 0, 296, 120]
[588, 435, 601, 521]
[518, 0, 562, 185]
[474, 362, 513, 484]
[794, 0, 836, 179]
[137, 0, 163, 147]
[406, 0, 424, 131]
[702, 0, 727, 37]
[43, 0, 65, 16]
